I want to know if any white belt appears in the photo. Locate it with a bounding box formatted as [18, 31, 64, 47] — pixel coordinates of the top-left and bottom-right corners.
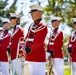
[49, 42, 54, 45]
[26, 38, 34, 42]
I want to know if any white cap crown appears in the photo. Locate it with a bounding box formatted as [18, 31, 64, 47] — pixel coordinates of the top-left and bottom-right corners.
[50, 16, 62, 21]
[30, 5, 43, 11]
[10, 13, 22, 18]
[2, 18, 10, 23]
[9, 13, 17, 17]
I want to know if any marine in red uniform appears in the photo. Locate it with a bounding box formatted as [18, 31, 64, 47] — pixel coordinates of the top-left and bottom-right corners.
[67, 18, 76, 75]
[8, 13, 24, 75]
[0, 18, 11, 75]
[25, 5, 47, 75]
[47, 16, 64, 75]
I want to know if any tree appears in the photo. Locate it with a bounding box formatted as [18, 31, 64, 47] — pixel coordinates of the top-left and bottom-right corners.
[44, 0, 76, 27]
[0, 0, 17, 26]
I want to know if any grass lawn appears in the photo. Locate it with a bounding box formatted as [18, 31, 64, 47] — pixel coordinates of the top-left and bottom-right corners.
[46, 62, 72, 75]
[64, 69, 71, 75]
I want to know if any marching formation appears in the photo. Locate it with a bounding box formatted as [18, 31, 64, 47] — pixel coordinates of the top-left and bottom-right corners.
[0, 5, 76, 75]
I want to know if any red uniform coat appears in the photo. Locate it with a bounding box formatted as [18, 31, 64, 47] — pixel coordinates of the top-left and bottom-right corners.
[68, 30, 76, 62]
[9, 25, 24, 60]
[48, 29, 63, 58]
[0, 30, 11, 62]
[25, 21, 47, 62]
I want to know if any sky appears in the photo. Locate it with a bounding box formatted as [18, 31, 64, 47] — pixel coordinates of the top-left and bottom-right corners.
[4, 0, 72, 37]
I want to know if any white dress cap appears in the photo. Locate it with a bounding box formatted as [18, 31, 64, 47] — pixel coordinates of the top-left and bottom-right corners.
[30, 5, 43, 11]
[2, 18, 10, 23]
[50, 16, 62, 21]
[9, 13, 17, 17]
[10, 13, 22, 18]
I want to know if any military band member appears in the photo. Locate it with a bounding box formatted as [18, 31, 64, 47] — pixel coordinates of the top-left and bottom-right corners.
[0, 18, 11, 75]
[25, 5, 47, 75]
[47, 16, 64, 75]
[7, 13, 24, 75]
[67, 18, 76, 75]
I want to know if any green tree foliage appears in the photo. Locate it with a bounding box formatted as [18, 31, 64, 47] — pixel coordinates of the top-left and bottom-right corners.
[0, 0, 7, 17]
[0, 0, 17, 26]
[44, 0, 76, 27]
[63, 35, 70, 56]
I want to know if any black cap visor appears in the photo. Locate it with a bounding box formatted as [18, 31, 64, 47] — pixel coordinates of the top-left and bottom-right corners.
[10, 17, 16, 20]
[73, 22, 76, 24]
[2, 22, 8, 26]
[51, 20, 60, 22]
[29, 9, 42, 13]
[29, 9, 38, 13]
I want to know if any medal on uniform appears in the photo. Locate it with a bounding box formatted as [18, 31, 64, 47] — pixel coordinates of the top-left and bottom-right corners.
[30, 22, 45, 33]
[51, 30, 60, 41]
